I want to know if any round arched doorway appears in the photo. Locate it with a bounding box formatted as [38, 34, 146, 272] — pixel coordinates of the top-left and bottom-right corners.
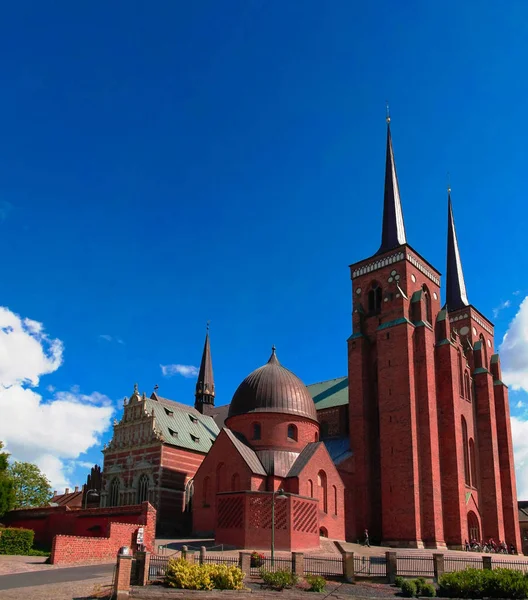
[319, 527, 328, 538]
[467, 511, 480, 542]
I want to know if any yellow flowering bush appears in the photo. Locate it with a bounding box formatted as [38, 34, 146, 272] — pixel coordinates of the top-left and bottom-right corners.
[165, 557, 245, 590]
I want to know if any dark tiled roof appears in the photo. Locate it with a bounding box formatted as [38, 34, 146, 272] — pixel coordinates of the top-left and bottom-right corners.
[50, 490, 83, 507]
[256, 450, 300, 478]
[223, 428, 266, 475]
[228, 348, 317, 422]
[287, 442, 322, 477]
[518, 501, 528, 522]
[308, 377, 348, 410]
[207, 404, 230, 429]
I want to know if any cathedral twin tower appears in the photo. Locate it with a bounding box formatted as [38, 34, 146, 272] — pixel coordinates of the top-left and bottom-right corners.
[346, 117, 520, 549]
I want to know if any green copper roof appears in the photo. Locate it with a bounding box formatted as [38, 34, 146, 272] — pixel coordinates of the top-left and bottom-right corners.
[307, 376, 348, 410]
[146, 395, 220, 454]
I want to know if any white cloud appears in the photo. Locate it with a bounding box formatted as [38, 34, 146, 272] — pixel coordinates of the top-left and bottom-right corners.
[99, 334, 124, 345]
[46, 384, 55, 393]
[493, 299, 511, 319]
[516, 400, 525, 409]
[0, 306, 114, 489]
[500, 296, 528, 393]
[511, 416, 528, 499]
[160, 364, 199, 378]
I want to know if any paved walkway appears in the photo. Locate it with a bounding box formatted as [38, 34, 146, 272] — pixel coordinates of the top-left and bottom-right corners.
[0, 563, 115, 591]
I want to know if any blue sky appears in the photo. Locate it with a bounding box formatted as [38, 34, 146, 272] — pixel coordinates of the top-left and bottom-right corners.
[0, 1, 527, 492]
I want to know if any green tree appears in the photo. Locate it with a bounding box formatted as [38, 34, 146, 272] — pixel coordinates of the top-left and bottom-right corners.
[8, 461, 52, 509]
[0, 442, 15, 517]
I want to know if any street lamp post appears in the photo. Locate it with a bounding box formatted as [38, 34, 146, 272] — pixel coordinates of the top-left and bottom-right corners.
[84, 488, 100, 509]
[271, 488, 287, 567]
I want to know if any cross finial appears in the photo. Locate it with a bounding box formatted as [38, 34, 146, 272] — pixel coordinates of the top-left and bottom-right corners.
[272, 344, 276, 353]
[386, 101, 390, 124]
[206, 320, 210, 332]
[134, 383, 138, 394]
[153, 384, 159, 392]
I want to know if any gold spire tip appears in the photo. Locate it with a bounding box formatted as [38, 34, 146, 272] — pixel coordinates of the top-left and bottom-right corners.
[385, 101, 390, 124]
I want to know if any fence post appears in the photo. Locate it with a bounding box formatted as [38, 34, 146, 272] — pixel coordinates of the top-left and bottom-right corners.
[386, 551, 397, 584]
[292, 552, 304, 577]
[200, 546, 206, 565]
[114, 554, 133, 599]
[483, 556, 492, 570]
[343, 552, 355, 583]
[181, 545, 188, 560]
[239, 551, 251, 578]
[433, 553, 444, 582]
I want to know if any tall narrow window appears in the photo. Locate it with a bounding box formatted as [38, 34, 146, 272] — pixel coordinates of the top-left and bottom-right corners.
[368, 284, 382, 313]
[464, 372, 471, 401]
[252, 423, 261, 440]
[479, 334, 488, 369]
[462, 417, 470, 486]
[469, 439, 477, 488]
[287, 424, 298, 441]
[422, 285, 432, 324]
[317, 470, 328, 513]
[457, 350, 464, 397]
[137, 474, 149, 504]
[333, 485, 338, 516]
[308, 479, 314, 497]
[110, 478, 120, 507]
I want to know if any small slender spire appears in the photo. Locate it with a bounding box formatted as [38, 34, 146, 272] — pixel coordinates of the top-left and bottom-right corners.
[194, 324, 215, 412]
[377, 111, 407, 254]
[268, 345, 279, 365]
[445, 189, 470, 311]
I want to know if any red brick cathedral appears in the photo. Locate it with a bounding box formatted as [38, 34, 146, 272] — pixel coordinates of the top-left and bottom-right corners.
[346, 117, 520, 549]
[95, 117, 521, 552]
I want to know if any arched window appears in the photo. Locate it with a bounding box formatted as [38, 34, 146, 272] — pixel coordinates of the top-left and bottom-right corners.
[457, 350, 464, 396]
[287, 424, 298, 441]
[137, 474, 149, 504]
[462, 417, 470, 486]
[252, 423, 261, 440]
[216, 463, 224, 492]
[184, 478, 194, 512]
[203, 476, 210, 506]
[464, 372, 471, 401]
[469, 439, 477, 488]
[231, 473, 240, 491]
[368, 283, 382, 313]
[308, 479, 314, 497]
[333, 485, 338, 515]
[110, 478, 120, 507]
[422, 285, 432, 324]
[479, 334, 488, 369]
[468, 511, 480, 543]
[317, 470, 328, 513]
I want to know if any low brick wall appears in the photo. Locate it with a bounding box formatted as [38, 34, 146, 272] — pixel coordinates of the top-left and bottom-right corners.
[51, 521, 140, 565]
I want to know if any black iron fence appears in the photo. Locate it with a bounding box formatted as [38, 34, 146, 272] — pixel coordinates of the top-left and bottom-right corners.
[148, 554, 170, 581]
[354, 555, 387, 577]
[397, 555, 434, 577]
[250, 556, 291, 576]
[491, 559, 528, 572]
[444, 555, 482, 572]
[202, 553, 239, 566]
[304, 555, 344, 577]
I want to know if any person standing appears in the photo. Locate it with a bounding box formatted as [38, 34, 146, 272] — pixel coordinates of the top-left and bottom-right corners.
[364, 529, 370, 547]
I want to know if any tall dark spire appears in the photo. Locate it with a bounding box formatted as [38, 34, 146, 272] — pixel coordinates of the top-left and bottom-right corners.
[445, 190, 469, 311]
[194, 323, 215, 413]
[377, 112, 407, 254]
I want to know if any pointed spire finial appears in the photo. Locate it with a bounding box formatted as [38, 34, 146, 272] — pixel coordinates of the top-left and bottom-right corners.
[195, 326, 215, 412]
[268, 345, 279, 364]
[133, 383, 139, 394]
[376, 111, 407, 254]
[445, 190, 470, 311]
[206, 320, 210, 332]
[386, 101, 390, 124]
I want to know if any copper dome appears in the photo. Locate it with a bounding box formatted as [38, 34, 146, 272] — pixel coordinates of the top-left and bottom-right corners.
[227, 347, 318, 422]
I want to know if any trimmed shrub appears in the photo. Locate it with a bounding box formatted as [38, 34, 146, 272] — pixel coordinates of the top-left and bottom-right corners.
[401, 579, 417, 597]
[165, 558, 244, 590]
[420, 582, 436, 597]
[306, 574, 326, 592]
[414, 576, 426, 594]
[438, 567, 528, 599]
[394, 575, 405, 588]
[0, 527, 34, 555]
[260, 568, 299, 590]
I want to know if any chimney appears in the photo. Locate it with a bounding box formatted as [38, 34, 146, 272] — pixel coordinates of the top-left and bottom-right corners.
[65, 488, 69, 494]
[74, 486, 79, 492]
[53, 490, 57, 496]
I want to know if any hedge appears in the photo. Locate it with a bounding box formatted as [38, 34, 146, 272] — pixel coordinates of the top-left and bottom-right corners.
[0, 527, 34, 555]
[439, 567, 528, 599]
